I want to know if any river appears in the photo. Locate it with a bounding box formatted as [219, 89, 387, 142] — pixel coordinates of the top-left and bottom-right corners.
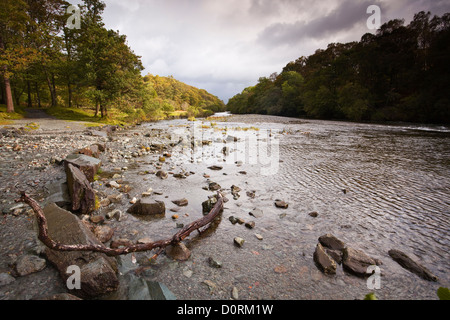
[106, 114, 449, 300]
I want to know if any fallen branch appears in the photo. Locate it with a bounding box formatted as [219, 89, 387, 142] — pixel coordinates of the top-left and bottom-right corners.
[17, 191, 224, 259]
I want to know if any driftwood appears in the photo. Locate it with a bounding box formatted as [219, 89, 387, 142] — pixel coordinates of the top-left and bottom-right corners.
[17, 191, 224, 260]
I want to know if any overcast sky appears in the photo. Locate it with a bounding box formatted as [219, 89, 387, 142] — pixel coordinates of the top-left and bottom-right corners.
[94, 0, 450, 102]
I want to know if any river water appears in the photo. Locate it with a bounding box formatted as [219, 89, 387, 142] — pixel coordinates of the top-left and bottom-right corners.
[110, 114, 449, 300]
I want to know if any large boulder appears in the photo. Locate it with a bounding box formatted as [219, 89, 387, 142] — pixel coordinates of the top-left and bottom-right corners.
[43, 179, 71, 210]
[43, 203, 118, 298]
[127, 199, 165, 216]
[342, 247, 381, 277]
[313, 243, 337, 274]
[64, 154, 102, 182]
[388, 249, 438, 282]
[65, 163, 96, 214]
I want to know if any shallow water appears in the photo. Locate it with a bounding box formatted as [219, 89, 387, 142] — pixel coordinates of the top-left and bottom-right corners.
[108, 115, 450, 300]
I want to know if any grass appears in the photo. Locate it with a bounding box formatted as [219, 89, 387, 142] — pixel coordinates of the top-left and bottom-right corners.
[46, 106, 130, 126]
[0, 103, 26, 123]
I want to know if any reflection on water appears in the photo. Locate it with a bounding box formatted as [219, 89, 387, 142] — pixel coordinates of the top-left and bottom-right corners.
[132, 116, 449, 299]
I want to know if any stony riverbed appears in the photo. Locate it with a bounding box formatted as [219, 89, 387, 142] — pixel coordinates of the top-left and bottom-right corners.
[0, 113, 449, 300]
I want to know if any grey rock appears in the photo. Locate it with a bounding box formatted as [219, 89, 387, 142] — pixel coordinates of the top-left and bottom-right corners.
[15, 254, 46, 276]
[172, 198, 188, 207]
[208, 257, 222, 268]
[43, 180, 71, 209]
[94, 225, 114, 243]
[43, 203, 118, 298]
[342, 247, 381, 277]
[64, 153, 102, 182]
[249, 208, 263, 218]
[127, 199, 165, 216]
[65, 163, 96, 214]
[318, 234, 346, 251]
[388, 249, 438, 282]
[0, 273, 16, 287]
[165, 242, 191, 261]
[313, 243, 337, 275]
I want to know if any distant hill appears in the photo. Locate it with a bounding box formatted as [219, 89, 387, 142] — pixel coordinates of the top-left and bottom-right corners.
[143, 74, 226, 118]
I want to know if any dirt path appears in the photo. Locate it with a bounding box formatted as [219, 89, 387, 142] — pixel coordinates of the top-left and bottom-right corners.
[1, 109, 94, 132]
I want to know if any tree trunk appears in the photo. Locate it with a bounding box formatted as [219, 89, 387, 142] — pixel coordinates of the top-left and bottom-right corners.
[3, 74, 14, 113]
[94, 102, 99, 117]
[27, 80, 32, 108]
[35, 82, 41, 108]
[13, 86, 21, 109]
[51, 73, 57, 106]
[43, 67, 56, 107]
[67, 82, 72, 108]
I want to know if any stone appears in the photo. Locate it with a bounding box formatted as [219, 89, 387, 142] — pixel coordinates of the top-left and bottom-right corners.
[245, 221, 255, 229]
[65, 163, 96, 214]
[43, 203, 118, 298]
[318, 234, 346, 251]
[172, 198, 188, 207]
[94, 225, 114, 243]
[137, 237, 153, 244]
[64, 153, 102, 183]
[236, 218, 245, 225]
[207, 165, 223, 171]
[90, 215, 105, 224]
[229, 216, 238, 224]
[388, 249, 438, 282]
[308, 211, 319, 218]
[234, 237, 245, 247]
[255, 233, 263, 240]
[43, 180, 71, 209]
[208, 257, 223, 268]
[208, 182, 221, 191]
[107, 181, 120, 189]
[165, 242, 191, 261]
[313, 243, 337, 275]
[0, 273, 15, 287]
[127, 199, 165, 216]
[76, 144, 100, 158]
[231, 287, 239, 300]
[106, 209, 123, 221]
[89, 130, 108, 138]
[156, 170, 168, 179]
[15, 254, 46, 276]
[324, 248, 343, 264]
[275, 200, 288, 209]
[249, 208, 263, 218]
[99, 198, 111, 207]
[202, 197, 218, 214]
[342, 247, 381, 277]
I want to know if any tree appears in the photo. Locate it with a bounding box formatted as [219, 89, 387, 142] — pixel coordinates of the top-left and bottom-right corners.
[0, 0, 33, 112]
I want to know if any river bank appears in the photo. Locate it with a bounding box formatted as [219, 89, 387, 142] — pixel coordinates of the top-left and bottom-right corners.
[0, 113, 448, 300]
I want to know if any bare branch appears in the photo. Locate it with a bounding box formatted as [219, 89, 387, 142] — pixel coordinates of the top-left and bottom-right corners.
[17, 191, 224, 258]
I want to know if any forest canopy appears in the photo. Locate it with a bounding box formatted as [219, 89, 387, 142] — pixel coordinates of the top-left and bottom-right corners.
[227, 11, 450, 124]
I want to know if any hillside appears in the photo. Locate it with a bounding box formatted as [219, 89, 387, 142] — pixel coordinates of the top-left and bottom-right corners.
[143, 74, 225, 118]
[227, 11, 450, 124]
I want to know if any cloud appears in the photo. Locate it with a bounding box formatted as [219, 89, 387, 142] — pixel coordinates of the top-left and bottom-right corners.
[99, 0, 450, 102]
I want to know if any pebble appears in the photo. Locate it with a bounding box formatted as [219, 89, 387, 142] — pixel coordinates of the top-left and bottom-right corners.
[231, 287, 239, 300]
[208, 257, 223, 268]
[234, 237, 245, 247]
[245, 221, 255, 229]
[255, 233, 263, 240]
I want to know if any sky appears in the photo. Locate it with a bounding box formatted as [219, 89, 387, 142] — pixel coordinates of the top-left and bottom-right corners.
[91, 0, 450, 103]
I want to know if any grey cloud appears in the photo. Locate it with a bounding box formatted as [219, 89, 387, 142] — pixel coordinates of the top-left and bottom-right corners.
[257, 0, 381, 46]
